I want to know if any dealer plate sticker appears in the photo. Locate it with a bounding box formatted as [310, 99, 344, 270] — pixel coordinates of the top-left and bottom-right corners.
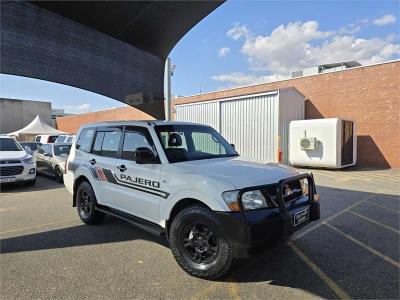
[0, 177, 16, 183]
[294, 207, 310, 227]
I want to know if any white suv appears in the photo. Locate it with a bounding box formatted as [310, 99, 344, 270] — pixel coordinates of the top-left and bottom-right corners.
[0, 136, 36, 185]
[64, 121, 320, 279]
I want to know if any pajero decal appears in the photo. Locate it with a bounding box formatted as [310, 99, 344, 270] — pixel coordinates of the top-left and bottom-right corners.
[89, 166, 169, 199]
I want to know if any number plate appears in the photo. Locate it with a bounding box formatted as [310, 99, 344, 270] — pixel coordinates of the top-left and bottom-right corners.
[294, 207, 310, 227]
[0, 177, 16, 183]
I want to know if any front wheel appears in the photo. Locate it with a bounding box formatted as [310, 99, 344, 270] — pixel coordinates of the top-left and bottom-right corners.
[169, 205, 233, 279]
[76, 181, 105, 225]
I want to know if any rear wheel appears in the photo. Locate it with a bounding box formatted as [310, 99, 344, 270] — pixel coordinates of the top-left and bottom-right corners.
[169, 205, 233, 279]
[76, 181, 105, 224]
[55, 166, 63, 183]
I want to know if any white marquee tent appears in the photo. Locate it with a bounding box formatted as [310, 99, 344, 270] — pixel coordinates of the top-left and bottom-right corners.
[8, 115, 65, 137]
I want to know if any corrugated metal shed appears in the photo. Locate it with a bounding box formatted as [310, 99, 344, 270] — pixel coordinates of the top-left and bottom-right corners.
[175, 87, 305, 164]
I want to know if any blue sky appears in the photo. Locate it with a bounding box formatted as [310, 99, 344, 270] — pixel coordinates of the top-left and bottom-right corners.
[1, 0, 399, 113]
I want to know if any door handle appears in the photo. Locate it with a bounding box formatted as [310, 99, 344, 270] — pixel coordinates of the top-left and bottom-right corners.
[89, 159, 96, 165]
[117, 165, 127, 172]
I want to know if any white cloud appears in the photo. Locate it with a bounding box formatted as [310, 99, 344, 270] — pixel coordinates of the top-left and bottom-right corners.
[211, 72, 287, 88]
[373, 14, 397, 26]
[218, 47, 231, 57]
[212, 20, 400, 88]
[63, 103, 91, 114]
[227, 24, 250, 40]
[240, 21, 399, 74]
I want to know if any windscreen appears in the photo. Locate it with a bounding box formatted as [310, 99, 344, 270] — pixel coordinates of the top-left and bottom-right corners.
[155, 125, 238, 163]
[54, 144, 71, 156]
[21, 143, 41, 151]
[0, 138, 23, 151]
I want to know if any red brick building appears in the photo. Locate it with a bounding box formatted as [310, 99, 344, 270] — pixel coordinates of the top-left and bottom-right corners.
[173, 61, 399, 168]
[56, 106, 154, 134]
[57, 60, 399, 168]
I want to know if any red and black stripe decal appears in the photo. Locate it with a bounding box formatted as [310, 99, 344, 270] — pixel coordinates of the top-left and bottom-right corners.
[89, 166, 169, 199]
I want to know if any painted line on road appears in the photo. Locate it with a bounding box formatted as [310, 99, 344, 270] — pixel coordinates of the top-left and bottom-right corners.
[293, 194, 376, 241]
[324, 223, 400, 269]
[288, 241, 351, 300]
[190, 282, 222, 300]
[347, 210, 400, 234]
[228, 278, 241, 300]
[0, 206, 19, 213]
[364, 201, 400, 214]
[0, 218, 79, 235]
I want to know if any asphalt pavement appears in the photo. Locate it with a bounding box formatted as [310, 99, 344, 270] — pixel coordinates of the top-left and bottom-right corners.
[1, 169, 399, 299]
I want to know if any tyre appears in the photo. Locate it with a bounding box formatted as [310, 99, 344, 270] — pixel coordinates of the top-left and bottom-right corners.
[55, 166, 63, 183]
[76, 181, 105, 225]
[24, 178, 36, 186]
[169, 205, 233, 279]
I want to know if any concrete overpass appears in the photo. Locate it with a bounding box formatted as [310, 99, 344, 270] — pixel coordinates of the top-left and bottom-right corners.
[1, 1, 224, 119]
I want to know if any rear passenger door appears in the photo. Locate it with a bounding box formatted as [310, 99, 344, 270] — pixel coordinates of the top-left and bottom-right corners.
[87, 127, 123, 206]
[112, 126, 162, 222]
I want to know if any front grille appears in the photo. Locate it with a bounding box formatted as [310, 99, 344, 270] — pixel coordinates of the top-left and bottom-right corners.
[261, 180, 304, 207]
[0, 166, 24, 176]
[0, 160, 21, 164]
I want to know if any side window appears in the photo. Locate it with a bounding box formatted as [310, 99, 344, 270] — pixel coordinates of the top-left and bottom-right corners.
[92, 132, 105, 156]
[101, 131, 122, 158]
[122, 131, 150, 160]
[37, 146, 44, 154]
[76, 128, 95, 152]
[43, 145, 51, 154]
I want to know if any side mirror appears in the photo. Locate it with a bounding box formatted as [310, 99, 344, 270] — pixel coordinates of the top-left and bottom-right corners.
[24, 146, 32, 153]
[135, 147, 155, 164]
[230, 144, 235, 149]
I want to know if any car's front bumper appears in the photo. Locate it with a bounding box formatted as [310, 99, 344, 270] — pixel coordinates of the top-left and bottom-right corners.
[215, 173, 320, 258]
[0, 163, 36, 184]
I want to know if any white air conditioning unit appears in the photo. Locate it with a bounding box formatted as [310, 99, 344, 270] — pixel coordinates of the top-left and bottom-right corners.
[289, 118, 357, 169]
[300, 137, 317, 150]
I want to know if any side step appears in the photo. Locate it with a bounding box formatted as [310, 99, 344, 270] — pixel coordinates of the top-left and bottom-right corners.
[95, 205, 165, 236]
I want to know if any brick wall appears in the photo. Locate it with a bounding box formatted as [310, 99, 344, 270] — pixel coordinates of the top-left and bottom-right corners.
[173, 61, 400, 168]
[56, 106, 154, 134]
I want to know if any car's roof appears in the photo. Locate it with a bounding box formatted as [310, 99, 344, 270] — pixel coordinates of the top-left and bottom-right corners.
[0, 135, 14, 139]
[80, 120, 208, 129]
[44, 143, 71, 146]
[20, 141, 41, 144]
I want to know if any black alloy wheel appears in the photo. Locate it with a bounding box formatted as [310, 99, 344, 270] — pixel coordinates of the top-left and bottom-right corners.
[78, 188, 92, 219]
[169, 205, 233, 279]
[180, 222, 219, 265]
[76, 181, 105, 225]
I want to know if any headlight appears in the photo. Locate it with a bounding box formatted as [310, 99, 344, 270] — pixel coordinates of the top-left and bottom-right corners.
[241, 190, 267, 210]
[221, 190, 240, 211]
[23, 156, 35, 164]
[222, 189, 268, 211]
[300, 179, 309, 195]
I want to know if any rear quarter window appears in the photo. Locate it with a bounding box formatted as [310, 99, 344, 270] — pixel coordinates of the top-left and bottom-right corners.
[76, 128, 95, 152]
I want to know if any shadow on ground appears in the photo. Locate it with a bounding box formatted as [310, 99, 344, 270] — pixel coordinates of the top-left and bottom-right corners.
[0, 175, 62, 193]
[1, 186, 399, 299]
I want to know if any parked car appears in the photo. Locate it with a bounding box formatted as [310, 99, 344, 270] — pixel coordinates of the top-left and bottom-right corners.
[34, 143, 72, 182]
[64, 121, 320, 279]
[55, 135, 75, 143]
[0, 136, 36, 186]
[19, 142, 43, 155]
[33, 135, 59, 144]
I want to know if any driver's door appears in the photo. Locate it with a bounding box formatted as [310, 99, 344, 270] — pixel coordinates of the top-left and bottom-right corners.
[112, 126, 162, 223]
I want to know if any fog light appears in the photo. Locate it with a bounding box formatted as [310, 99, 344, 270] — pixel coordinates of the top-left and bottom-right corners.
[29, 168, 36, 174]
